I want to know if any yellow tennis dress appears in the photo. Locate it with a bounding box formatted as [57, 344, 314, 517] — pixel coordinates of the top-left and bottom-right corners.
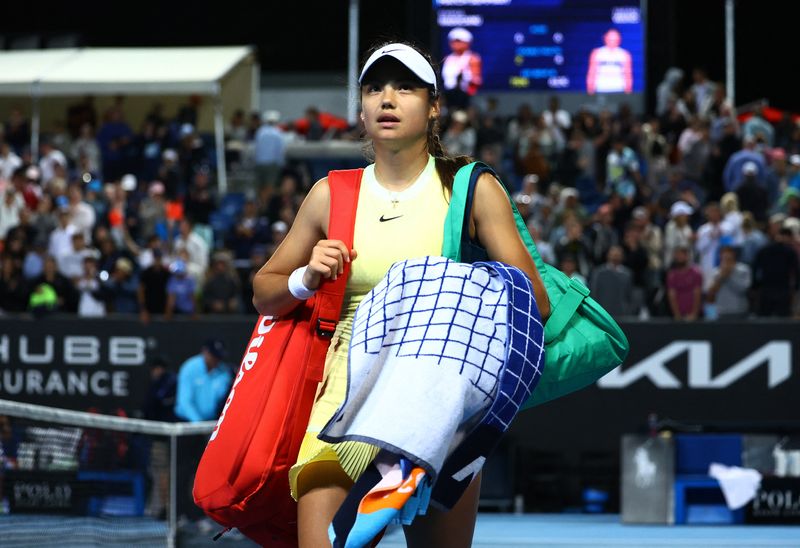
[289, 155, 450, 499]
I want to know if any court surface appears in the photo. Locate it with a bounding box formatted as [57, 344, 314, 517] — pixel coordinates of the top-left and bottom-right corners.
[379, 513, 800, 548]
[1, 513, 797, 546]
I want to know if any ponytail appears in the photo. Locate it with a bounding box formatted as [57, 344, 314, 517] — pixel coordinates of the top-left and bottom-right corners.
[427, 115, 472, 196]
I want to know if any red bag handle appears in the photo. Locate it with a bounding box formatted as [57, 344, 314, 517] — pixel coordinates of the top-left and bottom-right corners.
[306, 169, 363, 378]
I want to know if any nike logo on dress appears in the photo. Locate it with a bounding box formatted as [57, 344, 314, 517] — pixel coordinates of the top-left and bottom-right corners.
[379, 214, 403, 222]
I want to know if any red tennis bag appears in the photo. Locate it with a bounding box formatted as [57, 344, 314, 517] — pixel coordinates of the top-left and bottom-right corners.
[193, 170, 362, 546]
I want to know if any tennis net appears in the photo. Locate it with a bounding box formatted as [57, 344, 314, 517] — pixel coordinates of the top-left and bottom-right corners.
[0, 398, 217, 547]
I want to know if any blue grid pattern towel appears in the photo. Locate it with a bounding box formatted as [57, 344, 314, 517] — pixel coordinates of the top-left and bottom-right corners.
[320, 256, 545, 492]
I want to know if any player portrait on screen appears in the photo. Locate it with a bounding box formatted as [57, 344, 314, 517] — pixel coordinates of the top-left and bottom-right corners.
[441, 27, 483, 108]
[586, 28, 633, 94]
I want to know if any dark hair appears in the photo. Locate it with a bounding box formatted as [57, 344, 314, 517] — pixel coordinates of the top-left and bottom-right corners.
[359, 40, 472, 194]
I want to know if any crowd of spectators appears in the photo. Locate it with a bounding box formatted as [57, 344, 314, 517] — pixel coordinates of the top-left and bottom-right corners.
[1, 67, 800, 322]
[0, 96, 287, 319]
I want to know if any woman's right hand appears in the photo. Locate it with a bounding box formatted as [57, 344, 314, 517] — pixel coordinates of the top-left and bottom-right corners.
[303, 240, 357, 289]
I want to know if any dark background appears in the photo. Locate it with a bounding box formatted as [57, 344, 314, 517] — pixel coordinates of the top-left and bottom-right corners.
[4, 1, 798, 112]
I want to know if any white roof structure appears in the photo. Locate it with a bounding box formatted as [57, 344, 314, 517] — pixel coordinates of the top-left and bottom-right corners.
[0, 49, 79, 95]
[0, 46, 254, 95]
[38, 46, 253, 95]
[0, 46, 258, 192]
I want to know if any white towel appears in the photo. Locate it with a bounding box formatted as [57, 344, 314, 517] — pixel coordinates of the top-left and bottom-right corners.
[708, 462, 762, 510]
[319, 256, 544, 485]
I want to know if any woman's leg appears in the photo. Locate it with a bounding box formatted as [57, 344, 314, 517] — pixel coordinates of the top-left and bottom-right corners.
[296, 460, 353, 548]
[403, 472, 482, 548]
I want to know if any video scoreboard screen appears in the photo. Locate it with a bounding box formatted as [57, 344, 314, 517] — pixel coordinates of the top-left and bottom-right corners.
[435, 0, 644, 93]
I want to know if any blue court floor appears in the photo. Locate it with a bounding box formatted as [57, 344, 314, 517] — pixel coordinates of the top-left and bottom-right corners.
[1, 513, 797, 546]
[380, 514, 800, 548]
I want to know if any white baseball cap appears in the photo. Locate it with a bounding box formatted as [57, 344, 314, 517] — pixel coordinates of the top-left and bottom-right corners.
[670, 200, 694, 217]
[179, 123, 195, 137]
[448, 27, 473, 43]
[452, 110, 468, 124]
[262, 110, 281, 123]
[120, 173, 137, 192]
[741, 161, 758, 175]
[359, 43, 437, 92]
[560, 187, 579, 201]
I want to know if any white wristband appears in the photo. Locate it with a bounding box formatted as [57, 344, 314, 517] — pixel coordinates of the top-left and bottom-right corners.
[288, 266, 317, 300]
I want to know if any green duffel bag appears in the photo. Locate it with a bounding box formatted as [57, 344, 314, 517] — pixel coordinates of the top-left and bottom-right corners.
[442, 162, 629, 408]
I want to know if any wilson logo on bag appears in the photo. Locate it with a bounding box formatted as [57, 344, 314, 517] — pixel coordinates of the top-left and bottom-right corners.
[210, 316, 276, 442]
[192, 170, 362, 547]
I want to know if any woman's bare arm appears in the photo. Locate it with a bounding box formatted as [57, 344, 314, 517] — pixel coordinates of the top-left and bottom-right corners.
[471, 172, 551, 320]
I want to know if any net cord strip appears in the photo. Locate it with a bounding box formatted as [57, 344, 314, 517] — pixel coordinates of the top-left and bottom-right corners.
[0, 398, 215, 436]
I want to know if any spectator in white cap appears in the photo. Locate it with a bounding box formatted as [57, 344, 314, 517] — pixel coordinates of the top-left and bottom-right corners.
[669, 200, 694, 218]
[442, 26, 482, 109]
[159, 149, 182, 200]
[442, 110, 476, 156]
[254, 108, 286, 192]
[554, 186, 587, 225]
[736, 160, 770, 222]
[138, 181, 168, 241]
[723, 134, 767, 191]
[263, 110, 281, 124]
[664, 200, 695, 266]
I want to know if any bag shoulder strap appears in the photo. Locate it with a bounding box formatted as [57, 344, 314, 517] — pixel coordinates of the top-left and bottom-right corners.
[314, 169, 363, 333]
[442, 162, 473, 262]
[444, 162, 548, 273]
[327, 168, 363, 246]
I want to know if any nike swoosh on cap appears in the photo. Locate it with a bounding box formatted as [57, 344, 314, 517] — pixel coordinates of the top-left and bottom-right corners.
[379, 214, 403, 222]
